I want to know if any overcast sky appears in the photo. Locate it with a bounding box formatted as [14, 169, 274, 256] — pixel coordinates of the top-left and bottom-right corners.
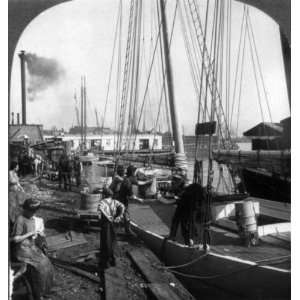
[9, 0, 290, 135]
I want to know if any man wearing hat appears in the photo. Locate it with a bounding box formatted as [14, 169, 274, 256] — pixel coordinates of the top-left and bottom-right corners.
[168, 183, 205, 246]
[11, 198, 54, 299]
[109, 164, 125, 200]
[98, 187, 125, 268]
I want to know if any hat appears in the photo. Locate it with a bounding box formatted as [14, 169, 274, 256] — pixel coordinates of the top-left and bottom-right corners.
[23, 198, 41, 211]
[116, 165, 125, 176]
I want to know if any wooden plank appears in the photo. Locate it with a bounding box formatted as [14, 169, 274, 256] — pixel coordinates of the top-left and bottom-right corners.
[52, 260, 100, 283]
[148, 284, 183, 300]
[46, 231, 87, 251]
[128, 248, 195, 300]
[72, 250, 99, 260]
[128, 248, 168, 284]
[148, 283, 194, 300]
[104, 267, 131, 300]
[40, 204, 77, 215]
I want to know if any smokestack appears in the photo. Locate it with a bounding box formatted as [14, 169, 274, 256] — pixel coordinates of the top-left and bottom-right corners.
[19, 50, 27, 125]
[17, 113, 20, 125]
[11, 112, 14, 125]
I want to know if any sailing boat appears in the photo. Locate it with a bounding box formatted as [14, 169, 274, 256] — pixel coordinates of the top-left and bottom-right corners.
[211, 1, 291, 205]
[6, 0, 291, 298]
[91, 0, 290, 298]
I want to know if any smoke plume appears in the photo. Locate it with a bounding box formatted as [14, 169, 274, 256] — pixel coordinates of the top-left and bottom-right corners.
[25, 53, 65, 101]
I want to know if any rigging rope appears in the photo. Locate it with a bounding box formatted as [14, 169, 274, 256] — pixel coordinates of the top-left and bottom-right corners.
[117, 0, 135, 153]
[247, 10, 273, 123]
[225, 0, 232, 135]
[129, 0, 177, 153]
[101, 0, 122, 147]
[114, 0, 123, 160]
[149, 0, 179, 152]
[235, 16, 247, 137]
[194, 0, 210, 162]
[245, 9, 265, 125]
[169, 254, 290, 280]
[230, 6, 246, 131]
[185, 0, 233, 148]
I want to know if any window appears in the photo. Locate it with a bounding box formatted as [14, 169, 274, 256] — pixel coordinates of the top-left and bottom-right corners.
[139, 139, 149, 150]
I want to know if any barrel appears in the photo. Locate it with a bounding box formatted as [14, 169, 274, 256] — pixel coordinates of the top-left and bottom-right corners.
[80, 192, 102, 212]
[235, 200, 257, 233]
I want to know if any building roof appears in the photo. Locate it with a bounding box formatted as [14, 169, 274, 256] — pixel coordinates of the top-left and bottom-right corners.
[243, 122, 283, 137]
[9, 124, 44, 144]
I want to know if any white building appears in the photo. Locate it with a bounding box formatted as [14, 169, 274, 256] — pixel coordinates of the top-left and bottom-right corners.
[44, 133, 163, 152]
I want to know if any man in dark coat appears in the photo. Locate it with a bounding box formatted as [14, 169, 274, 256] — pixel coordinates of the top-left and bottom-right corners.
[58, 154, 72, 190]
[169, 183, 205, 246]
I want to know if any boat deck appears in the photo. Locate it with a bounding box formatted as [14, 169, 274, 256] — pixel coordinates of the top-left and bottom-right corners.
[129, 201, 290, 271]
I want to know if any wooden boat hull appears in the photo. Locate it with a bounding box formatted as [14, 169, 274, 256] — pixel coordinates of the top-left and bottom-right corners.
[131, 222, 290, 299]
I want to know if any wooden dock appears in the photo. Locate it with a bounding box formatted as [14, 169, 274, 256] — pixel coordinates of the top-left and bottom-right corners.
[104, 239, 195, 300]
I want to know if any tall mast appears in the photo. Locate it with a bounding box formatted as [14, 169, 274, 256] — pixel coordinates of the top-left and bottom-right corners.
[84, 76, 87, 148]
[80, 77, 84, 150]
[159, 0, 186, 167]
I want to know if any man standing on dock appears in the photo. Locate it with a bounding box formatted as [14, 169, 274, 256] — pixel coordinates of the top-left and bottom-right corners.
[98, 187, 125, 268]
[58, 154, 72, 191]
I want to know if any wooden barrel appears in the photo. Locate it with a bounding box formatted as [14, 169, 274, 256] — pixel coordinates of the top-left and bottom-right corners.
[80, 192, 101, 212]
[235, 201, 257, 232]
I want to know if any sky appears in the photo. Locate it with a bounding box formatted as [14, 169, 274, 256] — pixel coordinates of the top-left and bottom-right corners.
[9, 0, 290, 135]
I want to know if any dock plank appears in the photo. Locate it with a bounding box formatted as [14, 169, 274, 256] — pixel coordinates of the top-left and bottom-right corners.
[148, 284, 183, 300]
[128, 248, 195, 300]
[128, 248, 169, 284]
[46, 231, 87, 251]
[105, 267, 131, 300]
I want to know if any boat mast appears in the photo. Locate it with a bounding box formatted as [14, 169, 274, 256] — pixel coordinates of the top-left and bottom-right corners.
[159, 0, 186, 168]
[84, 76, 87, 149]
[80, 76, 84, 151]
